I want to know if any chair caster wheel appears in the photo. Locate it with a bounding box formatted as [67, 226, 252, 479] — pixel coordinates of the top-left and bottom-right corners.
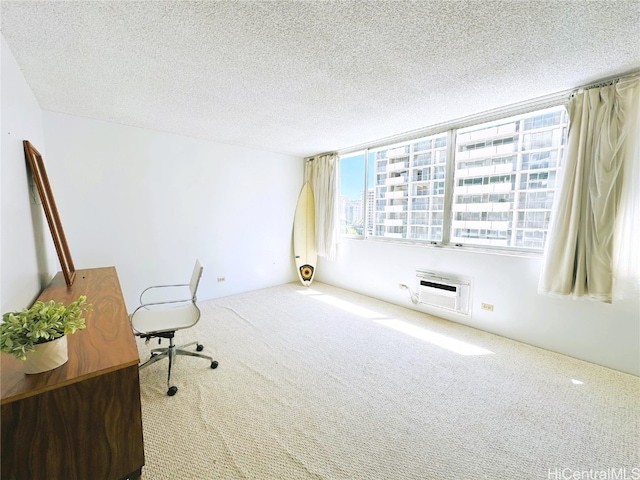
[167, 386, 178, 396]
[211, 361, 218, 369]
[196, 344, 204, 352]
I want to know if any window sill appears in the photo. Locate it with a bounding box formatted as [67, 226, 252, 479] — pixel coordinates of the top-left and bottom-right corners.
[339, 235, 543, 259]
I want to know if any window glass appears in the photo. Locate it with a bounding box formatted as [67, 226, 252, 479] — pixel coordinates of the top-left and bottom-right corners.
[369, 133, 448, 241]
[338, 104, 568, 251]
[339, 152, 366, 236]
[452, 105, 567, 249]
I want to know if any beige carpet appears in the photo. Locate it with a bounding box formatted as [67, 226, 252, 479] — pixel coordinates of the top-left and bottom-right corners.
[136, 282, 639, 479]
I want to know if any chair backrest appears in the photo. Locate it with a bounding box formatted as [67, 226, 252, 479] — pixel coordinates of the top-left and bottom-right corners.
[189, 259, 204, 300]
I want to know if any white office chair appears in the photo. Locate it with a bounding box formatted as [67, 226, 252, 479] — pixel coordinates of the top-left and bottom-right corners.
[130, 259, 218, 396]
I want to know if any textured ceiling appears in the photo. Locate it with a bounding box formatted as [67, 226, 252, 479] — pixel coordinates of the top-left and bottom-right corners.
[2, 1, 639, 157]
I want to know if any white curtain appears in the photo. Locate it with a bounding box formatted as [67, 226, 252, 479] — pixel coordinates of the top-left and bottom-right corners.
[305, 153, 340, 261]
[612, 78, 640, 299]
[539, 75, 640, 303]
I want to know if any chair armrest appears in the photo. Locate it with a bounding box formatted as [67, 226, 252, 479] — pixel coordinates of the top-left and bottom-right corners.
[139, 283, 190, 305]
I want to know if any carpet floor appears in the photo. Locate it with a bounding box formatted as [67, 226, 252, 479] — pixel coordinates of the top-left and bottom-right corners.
[136, 282, 639, 479]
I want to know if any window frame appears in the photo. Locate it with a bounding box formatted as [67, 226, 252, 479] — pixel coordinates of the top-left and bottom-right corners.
[338, 97, 569, 255]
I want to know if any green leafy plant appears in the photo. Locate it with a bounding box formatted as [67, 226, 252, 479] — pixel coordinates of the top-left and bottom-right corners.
[0, 296, 91, 360]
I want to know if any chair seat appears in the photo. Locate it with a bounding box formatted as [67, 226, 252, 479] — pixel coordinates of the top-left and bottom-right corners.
[132, 304, 199, 335]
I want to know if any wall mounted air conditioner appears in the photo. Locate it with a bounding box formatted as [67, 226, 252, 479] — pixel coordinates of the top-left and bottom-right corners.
[416, 270, 471, 316]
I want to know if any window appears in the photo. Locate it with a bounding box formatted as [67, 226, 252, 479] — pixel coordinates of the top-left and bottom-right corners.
[366, 133, 448, 241]
[339, 152, 367, 236]
[452, 106, 567, 248]
[339, 105, 568, 251]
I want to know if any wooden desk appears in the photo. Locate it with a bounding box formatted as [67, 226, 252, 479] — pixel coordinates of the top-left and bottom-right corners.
[1, 267, 145, 480]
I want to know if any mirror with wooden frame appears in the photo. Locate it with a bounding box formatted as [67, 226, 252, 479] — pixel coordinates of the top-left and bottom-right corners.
[23, 140, 76, 287]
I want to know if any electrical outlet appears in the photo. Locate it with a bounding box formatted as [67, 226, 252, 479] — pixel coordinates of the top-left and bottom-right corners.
[481, 303, 494, 311]
[217, 277, 225, 283]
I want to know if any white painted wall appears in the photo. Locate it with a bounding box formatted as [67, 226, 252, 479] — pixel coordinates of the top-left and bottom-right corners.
[2, 31, 302, 313]
[1, 35, 58, 312]
[40, 112, 302, 309]
[316, 238, 640, 376]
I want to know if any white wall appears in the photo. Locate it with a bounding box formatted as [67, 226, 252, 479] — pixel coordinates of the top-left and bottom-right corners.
[1, 35, 57, 312]
[316, 238, 640, 376]
[2, 31, 303, 313]
[40, 112, 302, 309]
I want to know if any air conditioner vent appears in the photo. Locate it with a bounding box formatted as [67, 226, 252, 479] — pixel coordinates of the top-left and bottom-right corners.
[420, 280, 457, 292]
[416, 270, 471, 316]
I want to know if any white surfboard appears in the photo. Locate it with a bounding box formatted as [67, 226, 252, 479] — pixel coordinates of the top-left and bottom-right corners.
[293, 181, 317, 286]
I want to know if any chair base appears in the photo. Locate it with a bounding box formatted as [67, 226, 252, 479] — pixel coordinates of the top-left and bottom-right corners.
[139, 334, 218, 396]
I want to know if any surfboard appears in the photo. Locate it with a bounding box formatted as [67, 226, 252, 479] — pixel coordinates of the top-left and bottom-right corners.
[293, 181, 317, 286]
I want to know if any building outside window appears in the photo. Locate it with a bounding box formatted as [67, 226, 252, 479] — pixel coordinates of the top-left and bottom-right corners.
[452, 105, 568, 249]
[338, 105, 568, 252]
[368, 133, 448, 241]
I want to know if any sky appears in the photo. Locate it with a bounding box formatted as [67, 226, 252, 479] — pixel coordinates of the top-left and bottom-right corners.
[339, 153, 373, 201]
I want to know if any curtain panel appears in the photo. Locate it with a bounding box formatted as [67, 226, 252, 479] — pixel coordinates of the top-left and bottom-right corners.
[305, 153, 340, 261]
[539, 75, 640, 303]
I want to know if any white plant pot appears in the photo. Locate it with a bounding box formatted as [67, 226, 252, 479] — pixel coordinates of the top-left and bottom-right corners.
[24, 335, 69, 374]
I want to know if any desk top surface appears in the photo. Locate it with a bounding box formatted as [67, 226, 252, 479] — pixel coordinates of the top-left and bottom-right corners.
[1, 267, 140, 404]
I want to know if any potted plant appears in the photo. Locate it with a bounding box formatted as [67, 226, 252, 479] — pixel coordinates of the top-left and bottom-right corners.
[0, 295, 91, 374]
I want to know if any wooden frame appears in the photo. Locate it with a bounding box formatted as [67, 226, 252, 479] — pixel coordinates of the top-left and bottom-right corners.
[23, 140, 75, 286]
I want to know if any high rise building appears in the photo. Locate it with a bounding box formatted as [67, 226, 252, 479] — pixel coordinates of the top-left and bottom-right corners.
[370, 106, 568, 249]
[366, 189, 375, 236]
[345, 199, 362, 225]
[371, 135, 447, 241]
[340, 194, 365, 235]
[452, 107, 567, 249]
